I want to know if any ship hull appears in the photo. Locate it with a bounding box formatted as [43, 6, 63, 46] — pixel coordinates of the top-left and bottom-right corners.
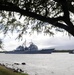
[5, 49, 54, 54]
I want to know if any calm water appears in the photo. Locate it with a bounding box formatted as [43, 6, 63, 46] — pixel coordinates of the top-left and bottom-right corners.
[0, 53, 74, 75]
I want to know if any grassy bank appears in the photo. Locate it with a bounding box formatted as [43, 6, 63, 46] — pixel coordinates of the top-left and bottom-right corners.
[0, 65, 28, 75]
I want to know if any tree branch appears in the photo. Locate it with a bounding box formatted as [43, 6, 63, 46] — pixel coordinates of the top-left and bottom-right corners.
[59, 0, 69, 18]
[0, 1, 74, 36]
[0, 3, 64, 25]
[68, 2, 74, 13]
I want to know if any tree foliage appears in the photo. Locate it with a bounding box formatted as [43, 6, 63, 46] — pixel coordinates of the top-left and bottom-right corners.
[0, 0, 74, 36]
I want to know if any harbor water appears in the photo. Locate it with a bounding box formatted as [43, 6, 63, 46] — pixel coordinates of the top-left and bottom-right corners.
[0, 53, 74, 75]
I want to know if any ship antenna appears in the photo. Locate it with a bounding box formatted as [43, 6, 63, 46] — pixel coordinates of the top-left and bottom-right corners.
[31, 39, 32, 44]
[22, 39, 26, 48]
[24, 39, 26, 48]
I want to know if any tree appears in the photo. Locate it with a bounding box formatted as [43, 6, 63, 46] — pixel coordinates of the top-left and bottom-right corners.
[0, 0, 74, 36]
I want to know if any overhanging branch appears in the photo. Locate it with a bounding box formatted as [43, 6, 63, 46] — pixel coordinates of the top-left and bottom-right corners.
[0, 4, 63, 23]
[0, 3, 65, 25]
[0, 2, 72, 35]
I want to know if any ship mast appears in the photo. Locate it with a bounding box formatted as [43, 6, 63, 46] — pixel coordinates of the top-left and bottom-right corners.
[24, 39, 26, 48]
[22, 39, 26, 48]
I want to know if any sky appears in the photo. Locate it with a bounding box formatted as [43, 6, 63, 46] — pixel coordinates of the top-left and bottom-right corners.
[0, 31, 74, 51]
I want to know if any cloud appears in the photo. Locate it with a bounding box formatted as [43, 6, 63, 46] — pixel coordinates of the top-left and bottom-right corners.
[43, 34, 74, 50]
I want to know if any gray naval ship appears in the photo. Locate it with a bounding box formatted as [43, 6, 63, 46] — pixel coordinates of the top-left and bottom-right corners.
[6, 42, 55, 54]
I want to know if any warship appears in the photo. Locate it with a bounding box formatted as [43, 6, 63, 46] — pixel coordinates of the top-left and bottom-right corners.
[6, 41, 55, 54]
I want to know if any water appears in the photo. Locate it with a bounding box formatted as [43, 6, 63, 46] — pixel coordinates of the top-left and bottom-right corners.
[0, 53, 74, 75]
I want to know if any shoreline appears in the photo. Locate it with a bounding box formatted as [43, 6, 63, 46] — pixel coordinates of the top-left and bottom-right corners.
[0, 63, 28, 75]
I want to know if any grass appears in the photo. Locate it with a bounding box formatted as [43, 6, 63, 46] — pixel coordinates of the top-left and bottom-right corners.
[0, 65, 28, 75]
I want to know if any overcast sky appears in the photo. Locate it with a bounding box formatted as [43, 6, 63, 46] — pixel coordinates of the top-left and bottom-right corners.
[0, 31, 74, 51]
